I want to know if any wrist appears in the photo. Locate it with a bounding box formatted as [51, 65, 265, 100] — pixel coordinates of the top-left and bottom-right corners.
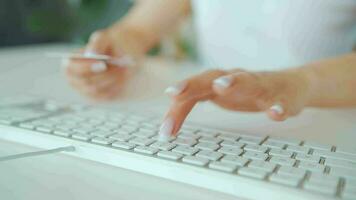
[288, 66, 318, 107]
[108, 22, 157, 55]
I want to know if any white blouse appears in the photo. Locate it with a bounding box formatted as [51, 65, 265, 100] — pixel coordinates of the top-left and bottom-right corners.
[192, 0, 356, 71]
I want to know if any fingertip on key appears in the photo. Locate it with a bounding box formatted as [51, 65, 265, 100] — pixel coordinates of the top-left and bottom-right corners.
[158, 117, 175, 141]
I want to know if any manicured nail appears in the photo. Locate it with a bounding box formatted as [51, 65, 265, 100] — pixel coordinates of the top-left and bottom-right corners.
[84, 50, 97, 57]
[109, 56, 135, 67]
[91, 61, 107, 73]
[164, 82, 187, 96]
[213, 76, 232, 89]
[270, 104, 284, 115]
[158, 118, 175, 141]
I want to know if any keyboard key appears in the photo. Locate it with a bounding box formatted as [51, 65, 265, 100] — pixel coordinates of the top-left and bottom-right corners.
[90, 130, 114, 137]
[157, 151, 183, 160]
[150, 141, 177, 151]
[218, 146, 243, 156]
[91, 137, 115, 145]
[132, 130, 156, 138]
[120, 125, 138, 132]
[269, 173, 301, 187]
[345, 179, 356, 188]
[268, 136, 301, 146]
[134, 146, 159, 155]
[19, 123, 35, 129]
[244, 144, 268, 153]
[220, 155, 249, 167]
[53, 130, 72, 137]
[217, 133, 239, 141]
[195, 142, 220, 151]
[112, 141, 135, 150]
[151, 135, 175, 142]
[196, 130, 218, 137]
[109, 134, 133, 142]
[248, 160, 276, 172]
[277, 166, 306, 178]
[345, 185, 356, 198]
[172, 145, 199, 156]
[329, 167, 356, 180]
[199, 136, 223, 144]
[73, 127, 95, 134]
[304, 182, 337, 196]
[0, 118, 13, 125]
[268, 149, 293, 158]
[286, 145, 310, 154]
[303, 141, 332, 151]
[238, 167, 267, 179]
[209, 161, 237, 173]
[178, 132, 200, 140]
[138, 127, 156, 133]
[72, 133, 94, 141]
[129, 137, 155, 146]
[313, 149, 356, 162]
[195, 150, 223, 161]
[239, 137, 263, 145]
[269, 156, 296, 166]
[35, 126, 53, 133]
[262, 140, 285, 149]
[297, 161, 325, 173]
[173, 138, 197, 146]
[324, 158, 356, 169]
[56, 124, 76, 131]
[243, 151, 268, 161]
[336, 147, 356, 156]
[295, 154, 321, 163]
[182, 156, 209, 166]
[220, 141, 244, 148]
[308, 174, 340, 186]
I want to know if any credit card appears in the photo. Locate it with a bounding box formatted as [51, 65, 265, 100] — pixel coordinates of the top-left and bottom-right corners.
[46, 52, 135, 66]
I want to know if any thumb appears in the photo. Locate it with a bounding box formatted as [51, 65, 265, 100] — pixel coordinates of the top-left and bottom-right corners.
[85, 30, 111, 55]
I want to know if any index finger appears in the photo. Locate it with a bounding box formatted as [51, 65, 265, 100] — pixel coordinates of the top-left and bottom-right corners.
[65, 58, 108, 77]
[159, 69, 228, 140]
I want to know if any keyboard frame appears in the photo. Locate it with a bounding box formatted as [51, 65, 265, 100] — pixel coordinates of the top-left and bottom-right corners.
[0, 124, 336, 200]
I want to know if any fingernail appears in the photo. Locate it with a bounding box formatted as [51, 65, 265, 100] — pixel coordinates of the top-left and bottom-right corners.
[109, 56, 135, 67]
[158, 118, 175, 141]
[91, 61, 107, 73]
[84, 49, 97, 57]
[270, 104, 284, 115]
[164, 82, 187, 96]
[213, 76, 232, 89]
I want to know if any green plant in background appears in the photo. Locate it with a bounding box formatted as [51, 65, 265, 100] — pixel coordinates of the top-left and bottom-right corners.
[26, 0, 130, 44]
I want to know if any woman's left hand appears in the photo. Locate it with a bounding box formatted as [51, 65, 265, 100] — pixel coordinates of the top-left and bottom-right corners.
[158, 68, 312, 139]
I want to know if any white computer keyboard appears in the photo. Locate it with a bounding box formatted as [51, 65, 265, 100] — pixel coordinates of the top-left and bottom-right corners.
[0, 97, 355, 200]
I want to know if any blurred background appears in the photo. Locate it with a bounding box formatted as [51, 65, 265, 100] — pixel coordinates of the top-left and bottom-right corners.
[0, 0, 132, 46]
[0, 0, 196, 59]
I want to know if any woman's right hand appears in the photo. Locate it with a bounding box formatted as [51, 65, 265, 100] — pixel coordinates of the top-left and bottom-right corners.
[64, 26, 147, 100]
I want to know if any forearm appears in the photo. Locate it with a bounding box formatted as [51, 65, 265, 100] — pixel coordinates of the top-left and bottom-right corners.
[302, 53, 356, 107]
[110, 0, 190, 53]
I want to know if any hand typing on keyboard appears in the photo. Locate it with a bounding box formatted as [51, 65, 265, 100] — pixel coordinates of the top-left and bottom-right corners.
[159, 69, 310, 139]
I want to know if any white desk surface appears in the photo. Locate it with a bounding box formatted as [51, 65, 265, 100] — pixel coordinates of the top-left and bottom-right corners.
[0, 44, 355, 200]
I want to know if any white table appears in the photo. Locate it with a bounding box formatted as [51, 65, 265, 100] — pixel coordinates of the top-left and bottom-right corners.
[0, 44, 355, 200]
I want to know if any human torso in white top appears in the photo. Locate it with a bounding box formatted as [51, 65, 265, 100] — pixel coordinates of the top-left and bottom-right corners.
[192, 0, 356, 71]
